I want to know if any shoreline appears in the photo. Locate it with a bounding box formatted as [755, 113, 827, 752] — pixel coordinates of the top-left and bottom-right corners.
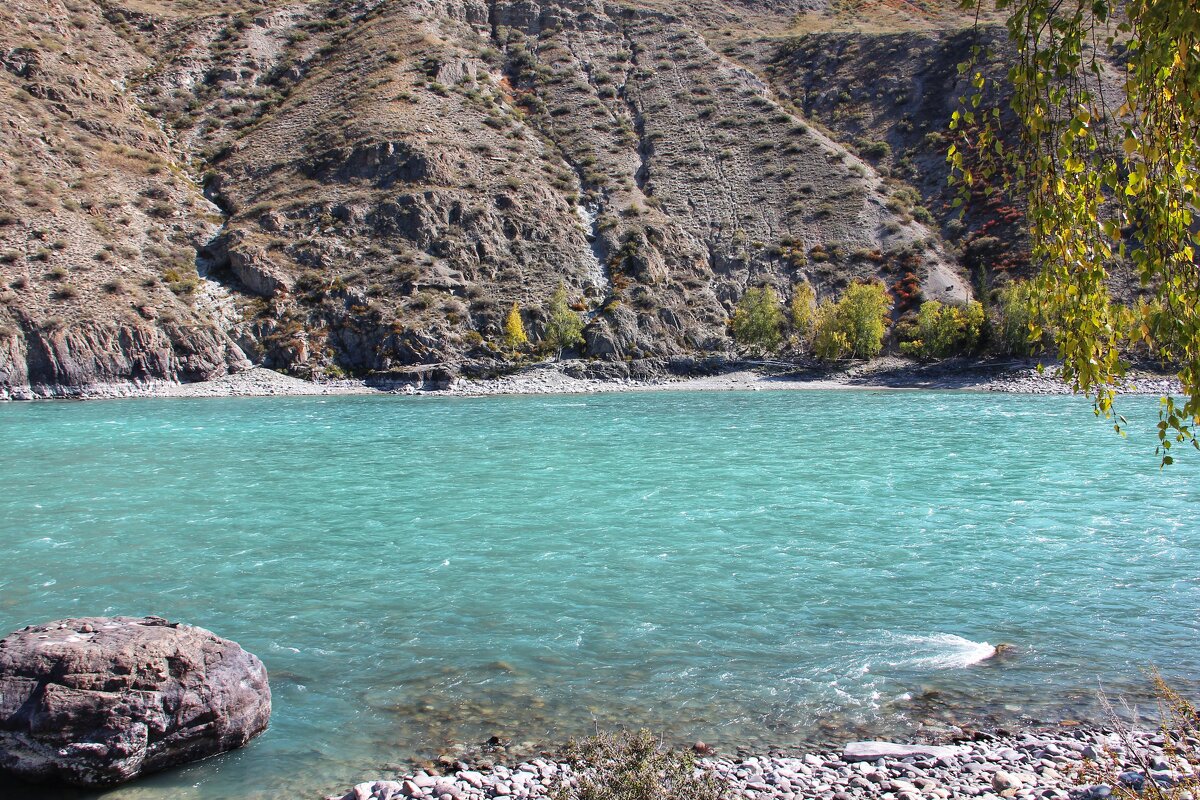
[0, 358, 1184, 402]
[328, 721, 1187, 800]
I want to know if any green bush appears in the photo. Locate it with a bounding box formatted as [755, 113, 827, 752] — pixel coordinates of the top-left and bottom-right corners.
[859, 140, 891, 160]
[791, 282, 816, 340]
[812, 302, 850, 360]
[812, 281, 891, 360]
[544, 283, 584, 354]
[552, 730, 724, 800]
[995, 280, 1052, 356]
[899, 300, 985, 360]
[731, 286, 784, 353]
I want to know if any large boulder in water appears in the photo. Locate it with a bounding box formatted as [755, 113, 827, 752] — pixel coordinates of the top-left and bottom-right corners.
[0, 616, 270, 786]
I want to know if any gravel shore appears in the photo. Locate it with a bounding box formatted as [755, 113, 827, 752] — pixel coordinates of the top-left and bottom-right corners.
[9, 358, 1182, 401]
[330, 726, 1193, 800]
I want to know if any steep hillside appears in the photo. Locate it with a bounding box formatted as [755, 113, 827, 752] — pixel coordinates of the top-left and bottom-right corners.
[0, 0, 252, 398]
[0, 0, 988, 397]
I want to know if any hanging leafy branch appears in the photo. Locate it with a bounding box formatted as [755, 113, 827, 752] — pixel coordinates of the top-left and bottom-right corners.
[951, 0, 1200, 465]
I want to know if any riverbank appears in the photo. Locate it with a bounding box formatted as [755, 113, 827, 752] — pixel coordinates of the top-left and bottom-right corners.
[1, 357, 1184, 400]
[330, 724, 1188, 800]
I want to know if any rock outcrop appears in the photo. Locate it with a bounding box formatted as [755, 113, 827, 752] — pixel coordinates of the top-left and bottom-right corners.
[0, 616, 270, 787]
[0, 318, 250, 400]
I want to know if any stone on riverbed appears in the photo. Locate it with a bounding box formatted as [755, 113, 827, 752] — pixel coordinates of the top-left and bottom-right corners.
[842, 741, 963, 762]
[0, 616, 270, 787]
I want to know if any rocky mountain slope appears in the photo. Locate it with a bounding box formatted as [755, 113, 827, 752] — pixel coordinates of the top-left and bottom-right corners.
[0, 0, 1000, 397]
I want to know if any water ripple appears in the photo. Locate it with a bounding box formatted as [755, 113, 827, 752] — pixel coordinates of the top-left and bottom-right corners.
[0, 390, 1195, 800]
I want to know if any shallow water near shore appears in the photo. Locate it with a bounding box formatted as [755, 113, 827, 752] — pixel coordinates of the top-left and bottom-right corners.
[0, 390, 1197, 799]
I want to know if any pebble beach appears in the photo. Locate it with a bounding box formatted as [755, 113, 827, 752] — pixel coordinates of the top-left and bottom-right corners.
[331, 726, 1193, 800]
[11, 357, 1183, 401]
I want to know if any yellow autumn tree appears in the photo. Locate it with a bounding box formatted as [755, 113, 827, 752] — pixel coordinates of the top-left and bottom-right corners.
[954, 0, 1200, 464]
[503, 301, 528, 349]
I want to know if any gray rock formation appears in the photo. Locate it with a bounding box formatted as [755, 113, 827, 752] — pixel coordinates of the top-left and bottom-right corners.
[0, 616, 270, 787]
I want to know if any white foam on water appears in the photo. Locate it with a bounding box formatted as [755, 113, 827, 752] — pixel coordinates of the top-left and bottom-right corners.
[888, 633, 996, 669]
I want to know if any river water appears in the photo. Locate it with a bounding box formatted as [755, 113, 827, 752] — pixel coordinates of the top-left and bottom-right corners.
[0, 390, 1196, 799]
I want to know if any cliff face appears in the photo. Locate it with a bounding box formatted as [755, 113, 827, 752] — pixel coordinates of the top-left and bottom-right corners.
[0, 0, 994, 396]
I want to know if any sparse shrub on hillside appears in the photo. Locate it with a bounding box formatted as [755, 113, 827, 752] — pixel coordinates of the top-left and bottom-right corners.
[630, 286, 657, 312]
[891, 271, 923, 314]
[886, 185, 921, 215]
[898, 300, 985, 360]
[859, 140, 891, 160]
[962, 235, 1006, 276]
[551, 730, 724, 800]
[503, 301, 528, 349]
[163, 266, 200, 295]
[731, 286, 784, 353]
[812, 281, 891, 361]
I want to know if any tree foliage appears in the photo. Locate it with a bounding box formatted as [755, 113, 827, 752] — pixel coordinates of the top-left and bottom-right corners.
[900, 299, 986, 360]
[731, 286, 785, 353]
[812, 281, 892, 360]
[791, 282, 817, 340]
[995, 279, 1055, 356]
[544, 283, 584, 355]
[952, 0, 1200, 463]
[503, 301, 528, 349]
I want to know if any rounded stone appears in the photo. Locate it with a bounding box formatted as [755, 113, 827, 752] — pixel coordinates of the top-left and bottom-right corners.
[992, 770, 1021, 791]
[0, 616, 270, 787]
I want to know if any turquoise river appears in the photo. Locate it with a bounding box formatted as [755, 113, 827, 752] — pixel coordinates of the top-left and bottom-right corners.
[0, 390, 1197, 799]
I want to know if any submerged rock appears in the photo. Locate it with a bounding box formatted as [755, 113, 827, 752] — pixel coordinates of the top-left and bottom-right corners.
[0, 616, 270, 787]
[986, 643, 1016, 661]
